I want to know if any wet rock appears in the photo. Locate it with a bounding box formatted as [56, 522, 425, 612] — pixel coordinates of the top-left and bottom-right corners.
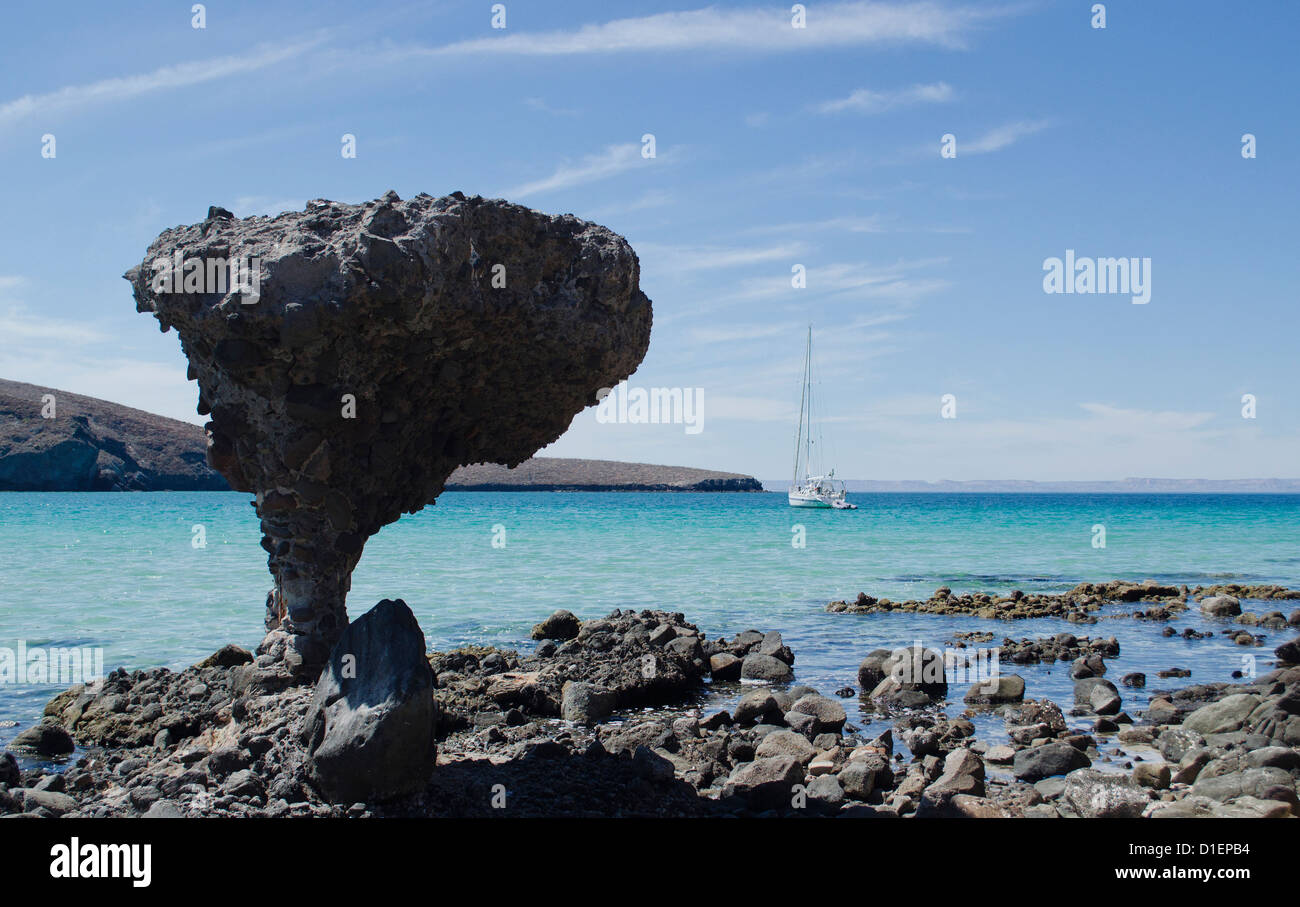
[964, 674, 1025, 705]
[531, 610, 581, 641]
[740, 653, 793, 683]
[708, 652, 742, 681]
[1074, 677, 1121, 715]
[1200, 595, 1242, 617]
[1276, 638, 1300, 664]
[127, 192, 652, 666]
[300, 599, 436, 802]
[856, 649, 892, 689]
[10, 723, 74, 757]
[0, 753, 19, 785]
[1013, 742, 1091, 782]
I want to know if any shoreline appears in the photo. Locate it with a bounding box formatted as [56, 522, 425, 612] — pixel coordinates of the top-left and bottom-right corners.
[4, 583, 1298, 819]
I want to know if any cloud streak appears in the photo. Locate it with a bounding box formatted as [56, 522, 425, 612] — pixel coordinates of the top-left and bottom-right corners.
[0, 39, 322, 127]
[500, 143, 655, 197]
[424, 2, 1012, 56]
[962, 119, 1050, 154]
[816, 81, 955, 114]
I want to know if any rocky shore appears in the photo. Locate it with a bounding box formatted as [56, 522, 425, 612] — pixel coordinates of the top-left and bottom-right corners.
[827, 580, 1300, 622]
[4, 594, 1299, 819]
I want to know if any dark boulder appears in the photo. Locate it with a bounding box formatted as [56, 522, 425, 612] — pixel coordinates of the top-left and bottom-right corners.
[300, 598, 436, 802]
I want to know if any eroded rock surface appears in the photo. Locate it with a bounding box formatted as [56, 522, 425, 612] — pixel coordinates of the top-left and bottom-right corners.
[126, 192, 651, 667]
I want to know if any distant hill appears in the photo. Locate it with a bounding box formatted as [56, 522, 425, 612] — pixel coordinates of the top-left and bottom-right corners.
[761, 477, 1300, 493]
[0, 378, 227, 491]
[0, 379, 761, 492]
[449, 458, 763, 491]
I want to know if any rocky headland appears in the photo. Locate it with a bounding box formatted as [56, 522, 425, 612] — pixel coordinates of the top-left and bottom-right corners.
[0, 378, 227, 491]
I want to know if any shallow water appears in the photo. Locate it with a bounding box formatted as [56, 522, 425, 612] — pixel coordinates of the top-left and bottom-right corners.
[2, 491, 1297, 760]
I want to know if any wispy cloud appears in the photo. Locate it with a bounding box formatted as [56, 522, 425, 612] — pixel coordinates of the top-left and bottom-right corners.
[524, 96, 581, 116]
[962, 118, 1050, 154]
[1078, 402, 1216, 433]
[422, 2, 1014, 56]
[816, 81, 955, 114]
[500, 143, 655, 197]
[639, 242, 807, 274]
[0, 39, 323, 127]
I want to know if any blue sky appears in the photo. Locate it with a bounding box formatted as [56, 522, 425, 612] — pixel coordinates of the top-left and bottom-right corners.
[1, 0, 1297, 481]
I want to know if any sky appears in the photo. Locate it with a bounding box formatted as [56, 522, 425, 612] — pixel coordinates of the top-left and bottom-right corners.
[1, 0, 1297, 481]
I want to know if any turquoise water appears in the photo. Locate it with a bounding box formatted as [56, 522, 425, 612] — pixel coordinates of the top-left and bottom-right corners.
[3, 491, 1299, 753]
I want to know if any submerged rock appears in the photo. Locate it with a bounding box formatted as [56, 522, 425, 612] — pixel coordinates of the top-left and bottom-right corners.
[126, 192, 652, 668]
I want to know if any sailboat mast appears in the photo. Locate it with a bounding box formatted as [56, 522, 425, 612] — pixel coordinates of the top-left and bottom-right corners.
[804, 326, 813, 479]
[793, 325, 811, 485]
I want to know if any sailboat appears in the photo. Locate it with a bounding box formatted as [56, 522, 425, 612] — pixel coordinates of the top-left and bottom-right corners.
[789, 326, 857, 509]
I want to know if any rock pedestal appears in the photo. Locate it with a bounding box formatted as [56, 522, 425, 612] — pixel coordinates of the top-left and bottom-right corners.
[126, 192, 652, 668]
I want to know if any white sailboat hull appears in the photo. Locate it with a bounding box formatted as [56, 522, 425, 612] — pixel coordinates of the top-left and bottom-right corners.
[788, 327, 856, 510]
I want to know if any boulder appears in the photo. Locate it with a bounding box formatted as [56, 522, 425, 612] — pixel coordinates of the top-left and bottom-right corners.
[1200, 595, 1242, 617]
[560, 681, 617, 726]
[1133, 763, 1171, 789]
[1182, 694, 1260, 735]
[708, 652, 742, 681]
[1276, 638, 1300, 664]
[127, 192, 652, 666]
[531, 610, 580, 641]
[723, 757, 805, 808]
[733, 690, 781, 726]
[300, 598, 436, 802]
[964, 674, 1025, 705]
[11, 723, 75, 757]
[1062, 769, 1148, 818]
[926, 747, 986, 797]
[1013, 742, 1091, 782]
[740, 652, 794, 683]
[755, 730, 817, 764]
[856, 649, 892, 690]
[788, 694, 847, 734]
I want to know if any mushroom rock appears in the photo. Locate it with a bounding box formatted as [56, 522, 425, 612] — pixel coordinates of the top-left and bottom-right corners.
[126, 191, 652, 671]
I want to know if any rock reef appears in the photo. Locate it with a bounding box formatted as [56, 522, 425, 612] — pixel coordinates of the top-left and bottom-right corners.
[828, 580, 1300, 621]
[7, 604, 1300, 818]
[126, 192, 652, 668]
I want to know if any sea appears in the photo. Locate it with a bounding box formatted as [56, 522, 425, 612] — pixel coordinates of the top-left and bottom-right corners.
[3, 491, 1299, 761]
